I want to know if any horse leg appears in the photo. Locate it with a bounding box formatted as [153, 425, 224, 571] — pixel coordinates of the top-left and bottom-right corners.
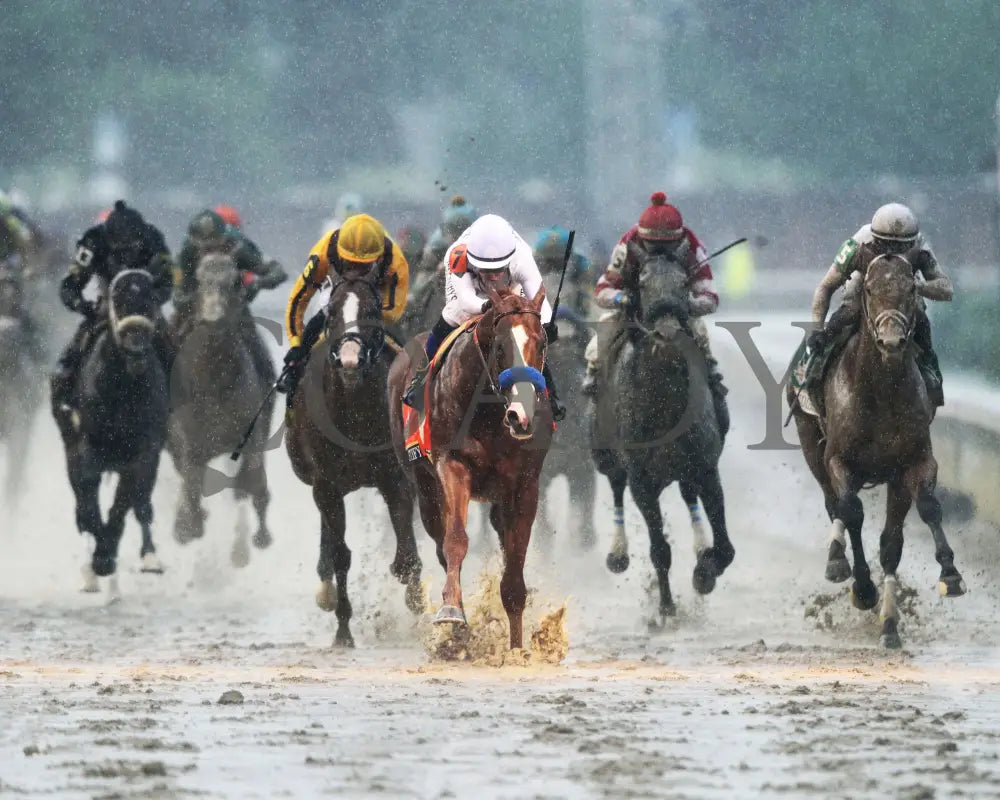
[827, 456, 877, 610]
[237, 450, 272, 550]
[435, 458, 472, 625]
[906, 458, 966, 598]
[378, 478, 423, 615]
[577, 467, 598, 551]
[68, 450, 102, 593]
[131, 456, 163, 575]
[500, 482, 539, 649]
[173, 452, 205, 545]
[878, 481, 910, 649]
[631, 477, 674, 618]
[691, 466, 735, 594]
[679, 480, 710, 560]
[312, 483, 354, 647]
[415, 469, 447, 569]
[605, 467, 630, 574]
[796, 414, 851, 582]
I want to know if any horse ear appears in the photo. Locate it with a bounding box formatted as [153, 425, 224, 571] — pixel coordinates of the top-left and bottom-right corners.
[531, 283, 546, 312]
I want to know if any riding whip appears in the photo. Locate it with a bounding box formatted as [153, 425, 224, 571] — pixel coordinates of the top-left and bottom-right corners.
[691, 237, 748, 271]
[230, 379, 280, 461]
[548, 229, 576, 322]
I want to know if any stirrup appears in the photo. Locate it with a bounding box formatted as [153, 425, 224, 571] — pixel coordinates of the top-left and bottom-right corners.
[550, 395, 567, 422]
[403, 366, 428, 409]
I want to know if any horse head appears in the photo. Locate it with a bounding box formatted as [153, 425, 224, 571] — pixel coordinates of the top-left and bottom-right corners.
[107, 269, 158, 375]
[863, 254, 918, 359]
[625, 242, 691, 341]
[194, 252, 246, 325]
[323, 263, 386, 383]
[479, 285, 548, 440]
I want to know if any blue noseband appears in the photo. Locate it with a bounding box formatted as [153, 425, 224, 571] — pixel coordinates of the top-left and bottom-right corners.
[498, 366, 547, 393]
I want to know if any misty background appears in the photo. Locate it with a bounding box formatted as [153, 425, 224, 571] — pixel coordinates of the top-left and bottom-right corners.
[3, 0, 1000, 371]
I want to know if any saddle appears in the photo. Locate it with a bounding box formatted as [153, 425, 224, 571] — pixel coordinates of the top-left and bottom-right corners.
[789, 325, 856, 419]
[403, 319, 477, 463]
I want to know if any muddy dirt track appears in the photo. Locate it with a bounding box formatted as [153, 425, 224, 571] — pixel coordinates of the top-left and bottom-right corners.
[3, 317, 1000, 799]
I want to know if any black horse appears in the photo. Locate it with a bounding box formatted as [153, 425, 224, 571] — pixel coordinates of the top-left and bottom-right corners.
[54, 269, 169, 596]
[590, 244, 734, 620]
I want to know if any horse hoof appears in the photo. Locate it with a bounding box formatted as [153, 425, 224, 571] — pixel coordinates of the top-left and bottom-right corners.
[315, 581, 337, 612]
[404, 579, 425, 616]
[252, 529, 273, 550]
[433, 605, 467, 625]
[692, 565, 717, 595]
[92, 556, 116, 578]
[231, 535, 251, 568]
[825, 557, 851, 583]
[334, 628, 356, 648]
[880, 630, 902, 650]
[140, 553, 164, 574]
[606, 552, 630, 574]
[80, 565, 99, 593]
[937, 575, 967, 598]
[851, 581, 879, 611]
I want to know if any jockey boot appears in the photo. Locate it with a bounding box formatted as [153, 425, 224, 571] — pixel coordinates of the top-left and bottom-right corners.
[277, 311, 326, 400]
[542, 362, 566, 421]
[580, 363, 599, 398]
[913, 309, 944, 408]
[707, 358, 730, 437]
[50, 355, 81, 441]
[404, 316, 454, 410]
[241, 315, 276, 383]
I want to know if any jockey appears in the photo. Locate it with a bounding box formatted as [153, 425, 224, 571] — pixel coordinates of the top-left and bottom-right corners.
[278, 213, 409, 398]
[809, 202, 951, 406]
[533, 224, 594, 322]
[396, 225, 429, 279]
[0, 190, 33, 277]
[51, 200, 175, 438]
[582, 192, 728, 433]
[173, 208, 286, 380]
[418, 195, 478, 274]
[402, 213, 566, 421]
[320, 192, 364, 236]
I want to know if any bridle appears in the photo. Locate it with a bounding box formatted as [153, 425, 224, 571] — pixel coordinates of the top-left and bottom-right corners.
[473, 306, 547, 401]
[325, 275, 387, 371]
[107, 269, 156, 349]
[861, 256, 916, 351]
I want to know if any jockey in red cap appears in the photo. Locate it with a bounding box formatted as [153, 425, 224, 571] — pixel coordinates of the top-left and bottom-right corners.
[584, 191, 728, 434]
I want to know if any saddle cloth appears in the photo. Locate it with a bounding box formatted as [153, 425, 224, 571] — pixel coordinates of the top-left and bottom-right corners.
[403, 319, 476, 463]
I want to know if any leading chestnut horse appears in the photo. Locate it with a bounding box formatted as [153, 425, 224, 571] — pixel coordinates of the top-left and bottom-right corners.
[388, 287, 553, 649]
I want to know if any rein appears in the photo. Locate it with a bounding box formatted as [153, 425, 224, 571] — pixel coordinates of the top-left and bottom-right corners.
[107, 269, 156, 348]
[472, 307, 544, 399]
[861, 266, 917, 351]
[325, 276, 388, 369]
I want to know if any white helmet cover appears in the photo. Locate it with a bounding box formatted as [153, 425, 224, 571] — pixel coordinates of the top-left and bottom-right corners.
[871, 203, 918, 243]
[466, 214, 517, 271]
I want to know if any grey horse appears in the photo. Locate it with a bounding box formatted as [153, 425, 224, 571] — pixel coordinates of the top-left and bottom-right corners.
[590, 244, 734, 619]
[168, 252, 276, 566]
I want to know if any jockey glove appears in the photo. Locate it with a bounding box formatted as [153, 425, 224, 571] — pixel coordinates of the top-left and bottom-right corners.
[807, 329, 826, 353]
[283, 344, 307, 368]
[613, 291, 630, 309]
[543, 321, 559, 343]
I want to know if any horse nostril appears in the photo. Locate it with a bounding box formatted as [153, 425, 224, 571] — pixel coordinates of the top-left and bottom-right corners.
[505, 409, 519, 428]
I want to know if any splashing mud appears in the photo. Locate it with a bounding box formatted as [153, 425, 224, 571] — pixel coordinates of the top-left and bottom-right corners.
[424, 562, 569, 666]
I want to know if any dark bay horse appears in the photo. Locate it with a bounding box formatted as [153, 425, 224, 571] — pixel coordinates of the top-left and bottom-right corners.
[590, 245, 733, 620]
[54, 269, 169, 596]
[286, 270, 423, 647]
[168, 252, 275, 565]
[0, 267, 42, 505]
[788, 253, 964, 649]
[388, 287, 553, 650]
